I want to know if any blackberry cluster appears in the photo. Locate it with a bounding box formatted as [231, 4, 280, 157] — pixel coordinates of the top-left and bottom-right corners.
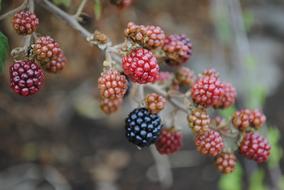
[187, 108, 210, 134]
[100, 98, 122, 115]
[9, 60, 44, 96]
[145, 93, 166, 114]
[191, 71, 224, 108]
[32, 36, 61, 63]
[98, 69, 128, 100]
[195, 130, 224, 157]
[42, 50, 67, 73]
[213, 82, 236, 109]
[173, 67, 196, 90]
[124, 22, 166, 49]
[215, 152, 237, 174]
[125, 108, 162, 147]
[122, 48, 160, 84]
[155, 128, 182, 155]
[12, 10, 39, 35]
[232, 109, 266, 131]
[162, 34, 192, 66]
[239, 132, 271, 163]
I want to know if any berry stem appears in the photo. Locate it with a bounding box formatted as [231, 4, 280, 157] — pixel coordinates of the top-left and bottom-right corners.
[73, 0, 88, 20]
[0, 0, 28, 20]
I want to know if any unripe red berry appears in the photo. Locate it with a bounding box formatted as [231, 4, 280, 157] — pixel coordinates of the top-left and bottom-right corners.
[100, 98, 122, 115]
[232, 109, 252, 131]
[125, 22, 165, 49]
[195, 130, 224, 157]
[98, 69, 128, 100]
[187, 108, 210, 134]
[122, 48, 160, 84]
[213, 82, 237, 109]
[32, 36, 61, 63]
[215, 152, 237, 174]
[145, 93, 166, 114]
[162, 34, 192, 66]
[239, 132, 271, 163]
[43, 50, 67, 73]
[174, 67, 196, 89]
[191, 72, 224, 108]
[12, 10, 39, 35]
[250, 110, 266, 129]
[9, 60, 44, 96]
[155, 127, 183, 155]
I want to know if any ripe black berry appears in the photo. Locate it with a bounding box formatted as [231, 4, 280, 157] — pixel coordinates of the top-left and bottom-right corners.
[125, 107, 162, 147]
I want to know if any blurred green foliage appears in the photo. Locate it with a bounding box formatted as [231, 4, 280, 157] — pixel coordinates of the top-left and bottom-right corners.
[268, 127, 283, 168]
[52, 0, 71, 7]
[219, 163, 242, 190]
[249, 169, 267, 190]
[0, 32, 9, 72]
[94, 0, 102, 20]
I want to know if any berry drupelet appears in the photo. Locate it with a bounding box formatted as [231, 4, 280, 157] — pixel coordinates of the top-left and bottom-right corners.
[10, 60, 44, 96]
[232, 109, 252, 131]
[187, 108, 210, 134]
[145, 93, 166, 114]
[250, 110, 266, 129]
[155, 127, 182, 155]
[122, 48, 160, 84]
[213, 82, 237, 109]
[215, 152, 237, 174]
[162, 34, 192, 66]
[12, 10, 39, 35]
[239, 132, 271, 163]
[195, 130, 224, 157]
[125, 108, 162, 147]
[98, 69, 128, 100]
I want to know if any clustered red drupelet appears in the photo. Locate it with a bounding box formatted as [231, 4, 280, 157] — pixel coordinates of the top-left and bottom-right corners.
[187, 108, 210, 134]
[215, 152, 237, 174]
[145, 93, 166, 114]
[10, 60, 44, 96]
[12, 10, 39, 35]
[155, 128, 183, 155]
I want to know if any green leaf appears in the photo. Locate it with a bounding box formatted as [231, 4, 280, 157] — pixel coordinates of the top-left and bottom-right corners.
[267, 127, 283, 168]
[52, 0, 71, 7]
[249, 169, 267, 190]
[219, 163, 242, 190]
[246, 85, 266, 108]
[0, 32, 9, 72]
[94, 0, 101, 20]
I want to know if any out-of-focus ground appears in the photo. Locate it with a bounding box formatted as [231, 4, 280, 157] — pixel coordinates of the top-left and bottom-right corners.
[0, 0, 284, 190]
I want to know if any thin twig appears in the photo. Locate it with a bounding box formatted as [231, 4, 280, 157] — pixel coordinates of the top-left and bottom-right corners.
[74, 0, 88, 19]
[36, 0, 91, 39]
[0, 0, 28, 20]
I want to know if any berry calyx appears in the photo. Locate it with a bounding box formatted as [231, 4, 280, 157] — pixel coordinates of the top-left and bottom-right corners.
[12, 10, 39, 35]
[9, 60, 44, 96]
[187, 108, 210, 134]
[125, 22, 166, 49]
[145, 93, 166, 114]
[98, 69, 128, 100]
[125, 107, 162, 147]
[155, 127, 182, 155]
[191, 71, 224, 108]
[239, 132, 271, 163]
[162, 34, 192, 66]
[32, 36, 61, 63]
[195, 130, 224, 157]
[122, 48, 160, 84]
[215, 152, 237, 174]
